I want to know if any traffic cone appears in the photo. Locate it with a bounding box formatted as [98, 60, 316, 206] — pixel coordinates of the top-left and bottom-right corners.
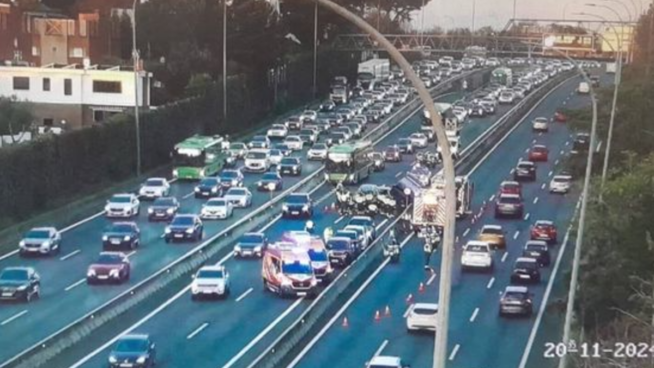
[374, 310, 382, 322]
[342, 316, 349, 328]
[384, 305, 392, 317]
[419, 282, 425, 293]
[406, 294, 414, 304]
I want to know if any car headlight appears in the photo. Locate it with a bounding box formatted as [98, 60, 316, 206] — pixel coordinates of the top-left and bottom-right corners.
[109, 269, 120, 277]
[211, 187, 218, 193]
[254, 246, 262, 252]
[102, 235, 108, 241]
[41, 241, 51, 248]
[123, 236, 130, 241]
[194, 187, 200, 193]
[16, 285, 27, 291]
[281, 279, 292, 287]
[148, 208, 154, 214]
[234, 245, 242, 252]
[173, 169, 179, 177]
[87, 269, 96, 277]
[104, 206, 110, 212]
[136, 356, 147, 364]
[302, 205, 309, 211]
[109, 356, 118, 364]
[232, 179, 238, 185]
[310, 278, 318, 286]
[19, 240, 25, 247]
[283, 205, 289, 211]
[200, 169, 206, 177]
[186, 228, 194, 234]
[165, 228, 171, 234]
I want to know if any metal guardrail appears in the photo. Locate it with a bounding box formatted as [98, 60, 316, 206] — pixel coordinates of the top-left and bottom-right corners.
[244, 70, 576, 368]
[2, 69, 489, 368]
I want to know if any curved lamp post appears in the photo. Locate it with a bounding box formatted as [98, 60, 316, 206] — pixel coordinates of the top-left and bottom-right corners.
[265, 2, 457, 368]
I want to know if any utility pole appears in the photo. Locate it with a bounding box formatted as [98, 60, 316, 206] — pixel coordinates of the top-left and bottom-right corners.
[312, 1, 318, 100]
[131, 0, 141, 177]
[222, 0, 230, 121]
[648, 1, 654, 76]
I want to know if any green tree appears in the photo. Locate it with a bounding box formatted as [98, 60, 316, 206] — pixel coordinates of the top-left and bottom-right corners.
[0, 97, 34, 144]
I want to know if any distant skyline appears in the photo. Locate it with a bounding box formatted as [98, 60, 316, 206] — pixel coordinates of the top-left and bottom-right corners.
[409, 0, 646, 31]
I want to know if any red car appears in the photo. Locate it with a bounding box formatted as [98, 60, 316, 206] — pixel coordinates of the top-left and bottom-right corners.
[554, 111, 567, 122]
[529, 145, 549, 162]
[530, 220, 558, 244]
[499, 181, 522, 198]
[87, 252, 131, 284]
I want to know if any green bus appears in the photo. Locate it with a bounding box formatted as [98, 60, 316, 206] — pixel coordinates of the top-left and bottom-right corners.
[325, 141, 373, 185]
[172, 135, 228, 180]
[491, 67, 513, 87]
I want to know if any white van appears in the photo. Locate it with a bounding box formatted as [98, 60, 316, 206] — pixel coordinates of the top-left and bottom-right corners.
[577, 81, 590, 94]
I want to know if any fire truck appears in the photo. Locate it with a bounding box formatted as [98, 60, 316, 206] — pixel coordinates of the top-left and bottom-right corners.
[411, 172, 473, 234]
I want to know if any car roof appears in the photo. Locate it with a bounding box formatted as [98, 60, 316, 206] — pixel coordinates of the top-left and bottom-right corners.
[351, 216, 373, 221]
[145, 177, 167, 182]
[120, 334, 150, 341]
[369, 356, 402, 366]
[412, 302, 439, 310]
[481, 224, 503, 231]
[505, 285, 529, 293]
[499, 193, 521, 199]
[113, 193, 134, 198]
[553, 175, 571, 180]
[198, 265, 224, 272]
[3, 266, 34, 272]
[466, 240, 490, 247]
[501, 181, 520, 186]
[533, 145, 547, 149]
[516, 257, 537, 263]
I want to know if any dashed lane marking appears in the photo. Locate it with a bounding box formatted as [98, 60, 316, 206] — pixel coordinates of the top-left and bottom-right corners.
[64, 278, 86, 292]
[501, 252, 509, 263]
[236, 288, 253, 302]
[1, 310, 28, 326]
[487, 277, 495, 289]
[449, 344, 461, 361]
[59, 249, 81, 261]
[469, 308, 480, 322]
[186, 322, 209, 340]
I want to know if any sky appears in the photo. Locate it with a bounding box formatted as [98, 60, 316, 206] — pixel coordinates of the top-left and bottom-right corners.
[410, 0, 647, 31]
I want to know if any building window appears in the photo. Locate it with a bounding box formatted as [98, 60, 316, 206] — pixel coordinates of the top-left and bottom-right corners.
[43, 78, 50, 91]
[67, 20, 75, 36]
[93, 110, 104, 122]
[80, 20, 87, 36]
[13, 77, 29, 90]
[70, 47, 84, 58]
[43, 118, 54, 127]
[93, 80, 122, 94]
[64, 79, 72, 96]
[32, 46, 39, 56]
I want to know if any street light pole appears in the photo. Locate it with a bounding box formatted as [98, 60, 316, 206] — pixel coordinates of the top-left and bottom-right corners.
[513, 0, 517, 20]
[222, 0, 229, 121]
[131, 0, 142, 177]
[471, 0, 476, 41]
[312, 1, 318, 100]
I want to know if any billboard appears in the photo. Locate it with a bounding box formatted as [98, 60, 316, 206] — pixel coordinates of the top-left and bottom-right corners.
[600, 25, 633, 53]
[541, 33, 596, 52]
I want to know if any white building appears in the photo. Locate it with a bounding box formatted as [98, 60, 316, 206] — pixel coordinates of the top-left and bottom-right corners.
[0, 61, 151, 130]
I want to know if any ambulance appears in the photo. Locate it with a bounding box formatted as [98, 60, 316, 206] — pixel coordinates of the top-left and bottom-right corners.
[262, 243, 318, 297]
[281, 231, 334, 283]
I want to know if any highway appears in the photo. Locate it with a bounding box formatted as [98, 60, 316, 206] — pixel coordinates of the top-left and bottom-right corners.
[56, 74, 530, 368]
[287, 72, 612, 368]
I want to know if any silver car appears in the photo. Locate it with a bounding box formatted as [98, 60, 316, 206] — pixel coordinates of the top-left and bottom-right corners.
[200, 198, 234, 220]
[224, 188, 252, 208]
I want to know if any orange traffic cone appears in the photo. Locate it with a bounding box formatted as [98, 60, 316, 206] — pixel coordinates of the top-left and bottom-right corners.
[419, 282, 425, 293]
[384, 305, 392, 317]
[342, 316, 349, 328]
[374, 310, 382, 322]
[406, 294, 414, 304]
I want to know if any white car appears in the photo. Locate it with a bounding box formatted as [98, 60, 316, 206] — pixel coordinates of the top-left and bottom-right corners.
[366, 356, 410, 368]
[406, 303, 438, 332]
[267, 124, 288, 139]
[452, 106, 468, 123]
[532, 117, 549, 132]
[224, 187, 252, 208]
[408, 133, 428, 148]
[549, 175, 572, 194]
[105, 194, 140, 218]
[420, 76, 432, 88]
[437, 136, 460, 157]
[138, 178, 170, 199]
[19, 227, 62, 256]
[244, 149, 270, 172]
[269, 149, 284, 165]
[191, 265, 230, 300]
[461, 241, 493, 271]
[284, 135, 304, 151]
[307, 143, 328, 161]
[300, 110, 318, 122]
[498, 91, 515, 104]
[228, 142, 248, 159]
[200, 198, 233, 220]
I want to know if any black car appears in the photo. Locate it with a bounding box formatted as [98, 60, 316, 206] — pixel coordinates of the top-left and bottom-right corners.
[369, 152, 385, 171]
[257, 172, 283, 191]
[234, 232, 268, 258]
[0, 267, 40, 302]
[510, 257, 541, 284]
[320, 100, 336, 112]
[384, 146, 402, 162]
[326, 132, 347, 146]
[364, 110, 381, 124]
[282, 193, 313, 218]
[102, 222, 140, 250]
[571, 133, 590, 154]
[590, 75, 600, 87]
[271, 143, 292, 156]
[335, 230, 362, 251]
[279, 157, 302, 176]
[108, 334, 156, 368]
[164, 215, 204, 243]
[220, 170, 244, 188]
[326, 237, 357, 267]
[514, 161, 536, 181]
[499, 286, 533, 317]
[194, 177, 222, 198]
[469, 103, 486, 117]
[223, 151, 238, 168]
[147, 197, 180, 222]
[523, 240, 551, 267]
[397, 138, 414, 154]
[322, 112, 343, 127]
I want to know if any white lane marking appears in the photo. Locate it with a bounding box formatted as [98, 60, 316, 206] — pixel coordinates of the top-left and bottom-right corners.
[518, 202, 579, 368]
[524, 148, 529, 153]
[489, 194, 495, 201]
[376, 219, 388, 230]
[235, 288, 253, 302]
[183, 192, 195, 199]
[159, 234, 165, 238]
[555, 159, 560, 165]
[565, 141, 570, 146]
[373, 340, 389, 358]
[287, 234, 415, 368]
[221, 298, 304, 368]
[532, 138, 536, 144]
[541, 183, 546, 190]
[513, 231, 520, 240]
[186, 322, 209, 340]
[560, 149, 565, 155]
[403, 306, 412, 318]
[487, 277, 495, 289]
[59, 249, 81, 261]
[548, 170, 553, 177]
[510, 168, 515, 175]
[260, 214, 283, 232]
[501, 252, 509, 263]
[64, 278, 86, 292]
[395, 171, 403, 178]
[427, 273, 437, 286]
[125, 251, 137, 258]
[469, 308, 480, 322]
[449, 344, 461, 361]
[562, 100, 567, 105]
[334, 216, 345, 224]
[524, 213, 530, 221]
[538, 132, 543, 137]
[596, 140, 602, 153]
[533, 197, 539, 204]
[463, 228, 470, 237]
[1, 310, 28, 326]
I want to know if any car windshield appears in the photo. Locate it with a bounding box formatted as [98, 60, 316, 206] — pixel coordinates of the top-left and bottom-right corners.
[96, 254, 122, 264]
[526, 243, 546, 251]
[518, 163, 533, 170]
[516, 261, 537, 269]
[312, 144, 327, 151]
[110, 224, 134, 233]
[307, 249, 328, 261]
[286, 137, 300, 142]
[230, 143, 245, 149]
[145, 179, 164, 186]
[359, 185, 378, 195]
[370, 153, 382, 160]
[206, 199, 226, 207]
[282, 261, 313, 274]
[287, 195, 308, 204]
[386, 146, 398, 152]
[153, 198, 176, 206]
[327, 239, 349, 250]
[412, 306, 438, 315]
[197, 269, 223, 279]
[171, 216, 194, 226]
[500, 196, 522, 204]
[501, 92, 513, 98]
[504, 291, 526, 301]
[253, 136, 267, 142]
[336, 231, 357, 240]
[228, 189, 247, 196]
[262, 173, 279, 180]
[110, 196, 131, 203]
[200, 178, 219, 186]
[270, 149, 282, 156]
[482, 227, 503, 235]
[239, 234, 263, 244]
[26, 230, 50, 238]
[281, 158, 298, 165]
[221, 171, 238, 179]
[0, 269, 28, 281]
[114, 338, 148, 353]
[247, 152, 267, 159]
[466, 244, 489, 253]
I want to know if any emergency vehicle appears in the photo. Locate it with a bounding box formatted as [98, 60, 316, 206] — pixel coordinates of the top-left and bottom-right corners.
[262, 243, 318, 298]
[411, 172, 473, 234]
[281, 231, 334, 283]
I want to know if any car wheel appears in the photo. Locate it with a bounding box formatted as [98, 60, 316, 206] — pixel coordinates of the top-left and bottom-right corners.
[164, 237, 170, 244]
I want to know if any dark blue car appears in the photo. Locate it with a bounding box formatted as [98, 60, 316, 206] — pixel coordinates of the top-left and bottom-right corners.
[279, 157, 302, 176]
[164, 215, 204, 243]
[257, 172, 283, 192]
[102, 222, 140, 250]
[147, 197, 180, 222]
[282, 193, 313, 219]
[108, 334, 156, 368]
[194, 177, 222, 198]
[233, 232, 268, 258]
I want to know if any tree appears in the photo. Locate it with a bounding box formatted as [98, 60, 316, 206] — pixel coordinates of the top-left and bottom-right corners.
[0, 97, 34, 144]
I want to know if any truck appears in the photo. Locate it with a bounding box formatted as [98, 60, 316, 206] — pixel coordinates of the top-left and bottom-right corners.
[422, 103, 461, 135]
[491, 67, 513, 87]
[606, 62, 617, 74]
[411, 173, 473, 232]
[357, 58, 390, 90]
